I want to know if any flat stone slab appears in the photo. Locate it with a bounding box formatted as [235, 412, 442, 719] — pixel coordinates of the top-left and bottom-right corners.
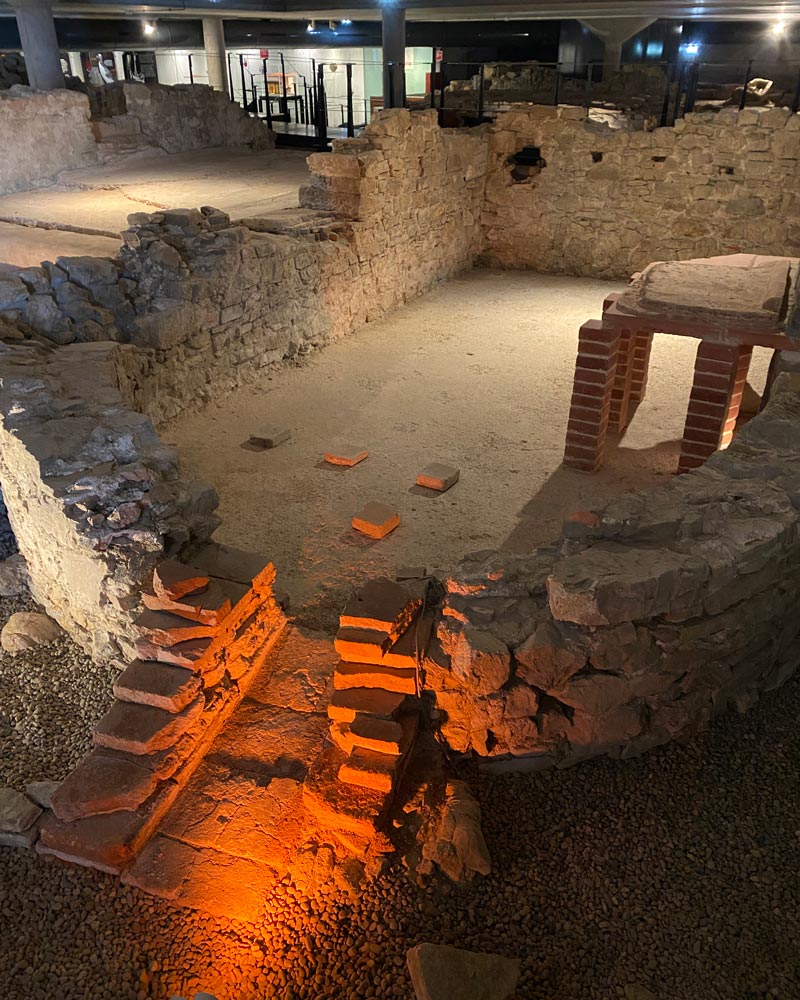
[93, 696, 205, 756]
[335, 614, 435, 669]
[416, 463, 460, 492]
[340, 578, 421, 638]
[338, 747, 397, 794]
[352, 502, 400, 539]
[0, 825, 39, 849]
[246, 625, 336, 713]
[332, 715, 404, 756]
[249, 426, 291, 449]
[136, 635, 211, 669]
[407, 943, 520, 1000]
[327, 688, 406, 724]
[142, 581, 232, 626]
[334, 662, 418, 696]
[0, 787, 41, 833]
[113, 659, 202, 713]
[160, 761, 308, 871]
[191, 541, 270, 586]
[324, 444, 369, 467]
[25, 780, 59, 809]
[397, 566, 427, 581]
[207, 698, 328, 782]
[50, 750, 159, 822]
[122, 833, 274, 922]
[134, 609, 216, 648]
[153, 560, 209, 601]
[303, 744, 388, 841]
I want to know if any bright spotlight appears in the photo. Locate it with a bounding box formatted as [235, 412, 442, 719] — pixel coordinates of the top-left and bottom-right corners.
[682, 41, 700, 56]
[770, 19, 788, 36]
[306, 20, 315, 32]
[143, 21, 155, 35]
[341, 18, 352, 25]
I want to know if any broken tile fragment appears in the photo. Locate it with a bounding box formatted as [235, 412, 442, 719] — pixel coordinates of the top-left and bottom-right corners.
[416, 463, 460, 492]
[352, 502, 400, 539]
[153, 560, 209, 602]
[113, 659, 202, 713]
[325, 444, 369, 467]
[142, 581, 232, 626]
[135, 635, 211, 668]
[93, 696, 205, 756]
[250, 427, 291, 449]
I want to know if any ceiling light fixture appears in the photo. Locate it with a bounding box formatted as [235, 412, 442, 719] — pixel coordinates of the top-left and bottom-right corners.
[770, 18, 788, 36]
[143, 20, 155, 35]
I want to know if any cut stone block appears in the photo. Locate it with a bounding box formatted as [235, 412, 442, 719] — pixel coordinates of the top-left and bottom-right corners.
[324, 444, 369, 467]
[142, 581, 232, 626]
[0, 787, 41, 833]
[113, 659, 202, 713]
[327, 688, 406, 725]
[93, 695, 204, 756]
[153, 560, 209, 602]
[50, 750, 159, 822]
[136, 635, 211, 669]
[397, 566, 427, 581]
[416, 463, 460, 492]
[334, 662, 418, 696]
[332, 716, 404, 756]
[338, 747, 398, 794]
[334, 626, 394, 662]
[335, 614, 434, 669]
[250, 427, 291, 449]
[352, 502, 400, 539]
[340, 578, 422, 639]
[134, 609, 216, 648]
[191, 542, 270, 586]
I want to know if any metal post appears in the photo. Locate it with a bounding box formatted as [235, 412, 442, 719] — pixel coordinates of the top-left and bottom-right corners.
[792, 65, 800, 114]
[346, 62, 354, 137]
[739, 58, 753, 111]
[552, 61, 560, 106]
[238, 53, 247, 109]
[659, 62, 672, 127]
[685, 62, 701, 113]
[317, 62, 327, 148]
[310, 57, 317, 122]
[430, 46, 437, 109]
[584, 62, 594, 108]
[227, 52, 234, 101]
[188, 52, 193, 84]
[439, 60, 446, 118]
[478, 62, 485, 120]
[263, 57, 273, 126]
[280, 51, 289, 118]
[672, 62, 685, 124]
[388, 62, 395, 111]
[302, 77, 309, 124]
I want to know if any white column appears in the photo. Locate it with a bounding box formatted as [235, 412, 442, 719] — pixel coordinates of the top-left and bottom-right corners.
[113, 50, 125, 81]
[13, 0, 64, 90]
[382, 3, 405, 108]
[202, 16, 227, 93]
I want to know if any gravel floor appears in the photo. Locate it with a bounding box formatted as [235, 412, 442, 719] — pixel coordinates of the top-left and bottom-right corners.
[0, 649, 797, 1000]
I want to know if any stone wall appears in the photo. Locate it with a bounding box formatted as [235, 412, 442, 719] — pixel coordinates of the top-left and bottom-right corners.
[0, 339, 219, 663]
[112, 82, 274, 154]
[481, 104, 800, 278]
[426, 354, 800, 771]
[0, 110, 488, 426]
[0, 88, 99, 196]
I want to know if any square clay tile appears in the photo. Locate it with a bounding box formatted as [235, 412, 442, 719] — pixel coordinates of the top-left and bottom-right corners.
[416, 463, 460, 492]
[351, 502, 400, 539]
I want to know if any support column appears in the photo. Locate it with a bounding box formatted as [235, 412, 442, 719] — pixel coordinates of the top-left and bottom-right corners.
[202, 16, 227, 93]
[609, 331, 635, 431]
[563, 320, 621, 474]
[678, 341, 752, 474]
[629, 331, 654, 403]
[382, 2, 406, 109]
[12, 0, 64, 91]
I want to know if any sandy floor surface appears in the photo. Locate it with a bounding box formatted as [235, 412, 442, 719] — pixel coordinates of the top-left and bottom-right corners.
[166, 269, 771, 623]
[0, 147, 310, 267]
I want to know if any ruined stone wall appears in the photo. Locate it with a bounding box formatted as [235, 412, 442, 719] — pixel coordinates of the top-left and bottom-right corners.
[0, 339, 220, 663]
[0, 88, 99, 196]
[0, 110, 488, 426]
[116, 82, 274, 154]
[427, 354, 800, 771]
[481, 104, 800, 278]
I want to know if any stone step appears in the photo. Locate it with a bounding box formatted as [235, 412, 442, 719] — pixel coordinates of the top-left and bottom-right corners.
[327, 688, 406, 725]
[191, 541, 271, 587]
[153, 560, 209, 602]
[93, 696, 204, 756]
[135, 635, 211, 669]
[142, 580, 232, 626]
[49, 750, 158, 822]
[113, 659, 202, 713]
[335, 613, 435, 669]
[330, 715, 404, 756]
[334, 662, 417, 695]
[134, 609, 216, 648]
[338, 747, 398, 794]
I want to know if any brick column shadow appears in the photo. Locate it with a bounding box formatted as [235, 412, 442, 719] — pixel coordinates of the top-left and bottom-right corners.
[677, 340, 753, 474]
[563, 319, 621, 474]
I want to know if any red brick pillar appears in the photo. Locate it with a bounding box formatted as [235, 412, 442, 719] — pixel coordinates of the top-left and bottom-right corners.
[609, 331, 635, 432]
[677, 341, 753, 474]
[563, 319, 621, 473]
[630, 331, 654, 403]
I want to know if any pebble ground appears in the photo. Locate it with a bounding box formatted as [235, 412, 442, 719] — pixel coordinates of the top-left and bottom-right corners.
[1, 595, 798, 1000]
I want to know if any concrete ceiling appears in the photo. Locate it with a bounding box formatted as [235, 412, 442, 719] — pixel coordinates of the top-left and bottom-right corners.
[3, 0, 800, 21]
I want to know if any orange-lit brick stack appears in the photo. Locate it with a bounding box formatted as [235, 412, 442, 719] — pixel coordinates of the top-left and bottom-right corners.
[304, 575, 433, 841]
[37, 551, 286, 873]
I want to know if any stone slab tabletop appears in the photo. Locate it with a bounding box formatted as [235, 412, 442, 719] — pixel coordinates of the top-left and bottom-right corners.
[604, 253, 800, 349]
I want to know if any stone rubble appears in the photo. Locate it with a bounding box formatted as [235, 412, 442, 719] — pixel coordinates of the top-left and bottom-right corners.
[0, 610, 63, 653]
[0, 553, 28, 596]
[406, 942, 520, 1000]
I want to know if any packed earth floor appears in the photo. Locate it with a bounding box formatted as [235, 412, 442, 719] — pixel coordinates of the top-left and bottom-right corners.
[1, 584, 798, 1000]
[167, 269, 771, 625]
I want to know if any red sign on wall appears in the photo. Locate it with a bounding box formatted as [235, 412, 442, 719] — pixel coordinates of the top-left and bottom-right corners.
[260, 49, 270, 59]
